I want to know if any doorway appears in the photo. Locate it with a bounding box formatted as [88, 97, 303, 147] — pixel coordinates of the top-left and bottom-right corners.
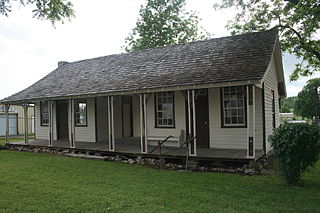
[185, 89, 210, 148]
[56, 101, 69, 141]
[195, 89, 210, 148]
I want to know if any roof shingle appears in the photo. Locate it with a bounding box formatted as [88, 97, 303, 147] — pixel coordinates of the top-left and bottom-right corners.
[1, 28, 278, 103]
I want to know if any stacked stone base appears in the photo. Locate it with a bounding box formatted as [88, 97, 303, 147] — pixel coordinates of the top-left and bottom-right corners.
[5, 143, 277, 175]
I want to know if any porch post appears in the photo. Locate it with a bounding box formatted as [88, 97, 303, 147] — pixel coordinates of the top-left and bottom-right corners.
[23, 103, 28, 144]
[107, 96, 115, 151]
[187, 90, 196, 156]
[5, 104, 10, 143]
[69, 99, 75, 148]
[48, 101, 53, 146]
[192, 90, 197, 156]
[246, 85, 255, 158]
[252, 86, 256, 158]
[140, 94, 147, 153]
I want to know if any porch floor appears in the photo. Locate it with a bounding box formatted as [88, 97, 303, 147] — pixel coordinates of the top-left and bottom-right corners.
[7, 137, 264, 161]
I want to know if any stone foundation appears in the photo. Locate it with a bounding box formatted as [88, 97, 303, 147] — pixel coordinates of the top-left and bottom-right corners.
[5, 143, 276, 175]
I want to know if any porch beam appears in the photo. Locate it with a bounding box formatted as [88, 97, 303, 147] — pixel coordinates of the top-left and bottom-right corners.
[5, 104, 10, 143]
[107, 96, 115, 151]
[23, 103, 28, 144]
[3, 80, 263, 105]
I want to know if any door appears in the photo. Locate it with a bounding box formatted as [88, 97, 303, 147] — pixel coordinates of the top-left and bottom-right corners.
[56, 101, 69, 140]
[0, 114, 18, 136]
[195, 89, 210, 148]
[122, 96, 133, 138]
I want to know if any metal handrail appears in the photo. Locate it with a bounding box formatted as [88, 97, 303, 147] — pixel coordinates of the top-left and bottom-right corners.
[149, 135, 173, 154]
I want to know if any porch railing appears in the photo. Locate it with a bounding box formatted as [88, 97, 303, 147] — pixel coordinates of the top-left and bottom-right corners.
[149, 135, 197, 170]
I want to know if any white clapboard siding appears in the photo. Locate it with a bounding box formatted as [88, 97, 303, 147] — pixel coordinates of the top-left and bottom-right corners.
[146, 91, 186, 145]
[35, 101, 58, 140]
[264, 55, 280, 152]
[74, 98, 96, 143]
[208, 87, 263, 150]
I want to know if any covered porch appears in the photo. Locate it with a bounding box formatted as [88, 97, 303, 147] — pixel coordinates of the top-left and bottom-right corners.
[3, 83, 266, 161]
[6, 137, 264, 161]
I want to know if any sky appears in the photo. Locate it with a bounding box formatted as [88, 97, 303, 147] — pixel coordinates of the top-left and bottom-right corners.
[0, 0, 317, 100]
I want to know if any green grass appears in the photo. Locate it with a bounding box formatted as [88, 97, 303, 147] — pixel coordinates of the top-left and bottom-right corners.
[0, 134, 35, 144]
[0, 151, 319, 213]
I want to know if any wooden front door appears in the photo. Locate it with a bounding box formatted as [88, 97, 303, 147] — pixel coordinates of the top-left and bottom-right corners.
[195, 89, 210, 148]
[56, 101, 69, 140]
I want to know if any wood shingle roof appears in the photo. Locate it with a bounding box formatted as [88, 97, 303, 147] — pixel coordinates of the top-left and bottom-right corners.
[1, 28, 278, 103]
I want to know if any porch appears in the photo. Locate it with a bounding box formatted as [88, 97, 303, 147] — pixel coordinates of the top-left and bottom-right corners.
[6, 138, 264, 161]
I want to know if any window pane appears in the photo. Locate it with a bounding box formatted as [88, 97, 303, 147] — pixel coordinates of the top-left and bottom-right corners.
[156, 92, 174, 127]
[223, 86, 245, 126]
[75, 101, 87, 125]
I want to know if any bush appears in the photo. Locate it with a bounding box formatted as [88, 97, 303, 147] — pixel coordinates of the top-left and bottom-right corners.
[269, 122, 320, 185]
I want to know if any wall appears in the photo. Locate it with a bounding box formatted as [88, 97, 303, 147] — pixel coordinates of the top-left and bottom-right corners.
[146, 91, 186, 145]
[264, 55, 280, 152]
[96, 97, 108, 142]
[74, 98, 96, 142]
[208, 87, 263, 150]
[35, 101, 57, 140]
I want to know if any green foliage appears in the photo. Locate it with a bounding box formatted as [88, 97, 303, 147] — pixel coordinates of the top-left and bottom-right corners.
[214, 0, 320, 81]
[125, 0, 210, 52]
[281, 96, 297, 113]
[269, 122, 320, 185]
[0, 0, 74, 24]
[294, 78, 320, 120]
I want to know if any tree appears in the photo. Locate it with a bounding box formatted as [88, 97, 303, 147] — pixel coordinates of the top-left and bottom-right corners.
[214, 0, 320, 81]
[0, 0, 74, 24]
[280, 96, 297, 113]
[124, 0, 209, 52]
[294, 78, 320, 120]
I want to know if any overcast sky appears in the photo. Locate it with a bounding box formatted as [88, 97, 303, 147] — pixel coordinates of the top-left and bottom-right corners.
[0, 0, 317, 100]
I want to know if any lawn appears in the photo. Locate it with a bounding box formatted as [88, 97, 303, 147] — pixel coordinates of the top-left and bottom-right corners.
[0, 150, 319, 213]
[0, 134, 35, 144]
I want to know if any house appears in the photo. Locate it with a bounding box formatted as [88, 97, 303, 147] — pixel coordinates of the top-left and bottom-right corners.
[0, 104, 34, 136]
[0, 28, 286, 160]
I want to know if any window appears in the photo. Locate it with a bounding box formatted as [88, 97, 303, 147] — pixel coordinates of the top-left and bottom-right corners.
[272, 90, 276, 129]
[221, 86, 246, 127]
[75, 100, 87, 126]
[155, 92, 175, 127]
[40, 101, 49, 126]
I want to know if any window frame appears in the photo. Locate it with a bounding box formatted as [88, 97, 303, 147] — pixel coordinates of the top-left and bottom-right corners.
[40, 101, 49, 126]
[74, 100, 88, 127]
[154, 91, 175, 128]
[220, 86, 247, 128]
[272, 90, 276, 129]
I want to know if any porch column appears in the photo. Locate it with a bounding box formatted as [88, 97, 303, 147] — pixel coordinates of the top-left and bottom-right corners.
[23, 103, 28, 144]
[69, 99, 75, 148]
[48, 101, 54, 146]
[5, 104, 10, 143]
[140, 94, 147, 153]
[187, 90, 197, 156]
[246, 85, 256, 158]
[107, 96, 115, 151]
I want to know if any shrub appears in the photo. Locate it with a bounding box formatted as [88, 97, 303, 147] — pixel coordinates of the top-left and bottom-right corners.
[269, 122, 320, 185]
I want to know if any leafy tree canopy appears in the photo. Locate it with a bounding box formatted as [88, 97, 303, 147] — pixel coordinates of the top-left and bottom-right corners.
[214, 0, 320, 81]
[294, 78, 320, 120]
[0, 0, 74, 24]
[124, 0, 210, 52]
[281, 96, 297, 113]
